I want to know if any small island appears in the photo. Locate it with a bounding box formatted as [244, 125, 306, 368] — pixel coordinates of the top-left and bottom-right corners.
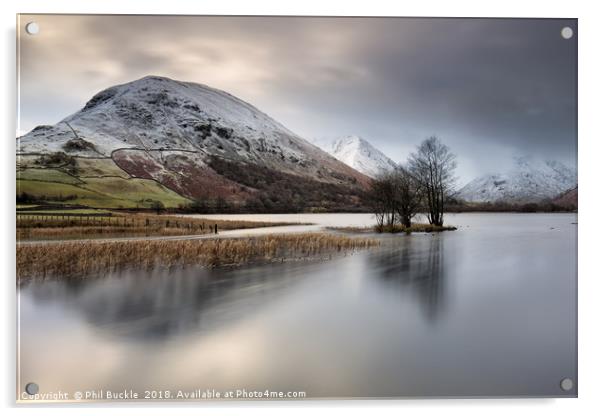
[368, 137, 458, 234]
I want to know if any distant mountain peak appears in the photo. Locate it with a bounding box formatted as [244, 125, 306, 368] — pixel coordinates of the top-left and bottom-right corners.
[458, 156, 577, 203]
[321, 135, 398, 178]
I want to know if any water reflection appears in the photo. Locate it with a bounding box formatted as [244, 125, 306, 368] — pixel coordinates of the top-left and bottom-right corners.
[23, 262, 315, 342]
[369, 236, 446, 322]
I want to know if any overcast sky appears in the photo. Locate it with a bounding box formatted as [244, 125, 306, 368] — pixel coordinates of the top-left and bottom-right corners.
[18, 15, 577, 184]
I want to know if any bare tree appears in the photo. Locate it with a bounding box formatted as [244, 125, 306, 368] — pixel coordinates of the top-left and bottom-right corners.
[369, 172, 396, 231]
[392, 167, 423, 227]
[408, 136, 456, 226]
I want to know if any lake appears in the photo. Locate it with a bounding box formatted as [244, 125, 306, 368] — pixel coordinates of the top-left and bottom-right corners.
[18, 213, 577, 400]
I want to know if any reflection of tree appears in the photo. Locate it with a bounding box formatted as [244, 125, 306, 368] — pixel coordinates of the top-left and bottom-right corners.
[370, 235, 446, 322]
[24, 262, 307, 342]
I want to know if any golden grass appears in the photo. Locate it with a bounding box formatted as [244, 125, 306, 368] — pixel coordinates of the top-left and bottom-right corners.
[16, 213, 302, 240]
[17, 233, 379, 280]
[16, 226, 201, 240]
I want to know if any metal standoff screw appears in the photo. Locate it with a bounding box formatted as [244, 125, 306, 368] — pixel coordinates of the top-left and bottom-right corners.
[560, 378, 574, 392]
[25, 382, 39, 395]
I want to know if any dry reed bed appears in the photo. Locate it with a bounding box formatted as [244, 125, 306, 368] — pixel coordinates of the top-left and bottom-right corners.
[18, 226, 221, 240]
[17, 233, 380, 281]
[16, 214, 302, 240]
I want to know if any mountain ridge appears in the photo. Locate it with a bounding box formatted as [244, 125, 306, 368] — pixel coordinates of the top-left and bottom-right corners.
[17, 76, 371, 211]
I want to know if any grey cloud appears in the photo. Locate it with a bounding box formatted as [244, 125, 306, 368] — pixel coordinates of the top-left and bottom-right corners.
[18, 15, 576, 183]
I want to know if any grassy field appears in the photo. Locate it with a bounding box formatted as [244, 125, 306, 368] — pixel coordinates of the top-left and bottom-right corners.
[16, 212, 302, 241]
[75, 158, 131, 178]
[17, 208, 112, 215]
[83, 177, 189, 208]
[17, 233, 380, 280]
[17, 155, 190, 209]
[17, 179, 110, 203]
[17, 168, 84, 184]
[17, 177, 189, 208]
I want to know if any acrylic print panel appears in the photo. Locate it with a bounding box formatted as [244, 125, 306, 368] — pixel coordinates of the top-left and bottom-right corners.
[16, 15, 577, 402]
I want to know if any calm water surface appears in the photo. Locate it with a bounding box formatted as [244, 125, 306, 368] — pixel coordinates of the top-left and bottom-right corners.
[18, 213, 577, 399]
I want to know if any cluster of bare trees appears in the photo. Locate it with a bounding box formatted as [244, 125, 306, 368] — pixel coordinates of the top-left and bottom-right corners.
[370, 167, 421, 229]
[370, 136, 457, 230]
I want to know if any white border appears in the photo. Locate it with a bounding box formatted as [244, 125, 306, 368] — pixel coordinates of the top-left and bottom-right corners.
[2, 1, 601, 414]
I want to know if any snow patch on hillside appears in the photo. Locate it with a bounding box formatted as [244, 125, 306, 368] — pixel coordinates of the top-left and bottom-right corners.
[458, 156, 577, 203]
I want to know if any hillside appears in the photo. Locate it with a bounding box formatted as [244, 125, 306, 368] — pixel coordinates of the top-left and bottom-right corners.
[17, 76, 371, 212]
[551, 186, 578, 211]
[457, 156, 577, 204]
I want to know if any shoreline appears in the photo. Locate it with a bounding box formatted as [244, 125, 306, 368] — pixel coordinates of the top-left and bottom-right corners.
[327, 223, 458, 234]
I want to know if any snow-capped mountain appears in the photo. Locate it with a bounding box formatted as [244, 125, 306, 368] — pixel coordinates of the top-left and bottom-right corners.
[320, 135, 397, 178]
[17, 76, 371, 210]
[458, 156, 577, 203]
